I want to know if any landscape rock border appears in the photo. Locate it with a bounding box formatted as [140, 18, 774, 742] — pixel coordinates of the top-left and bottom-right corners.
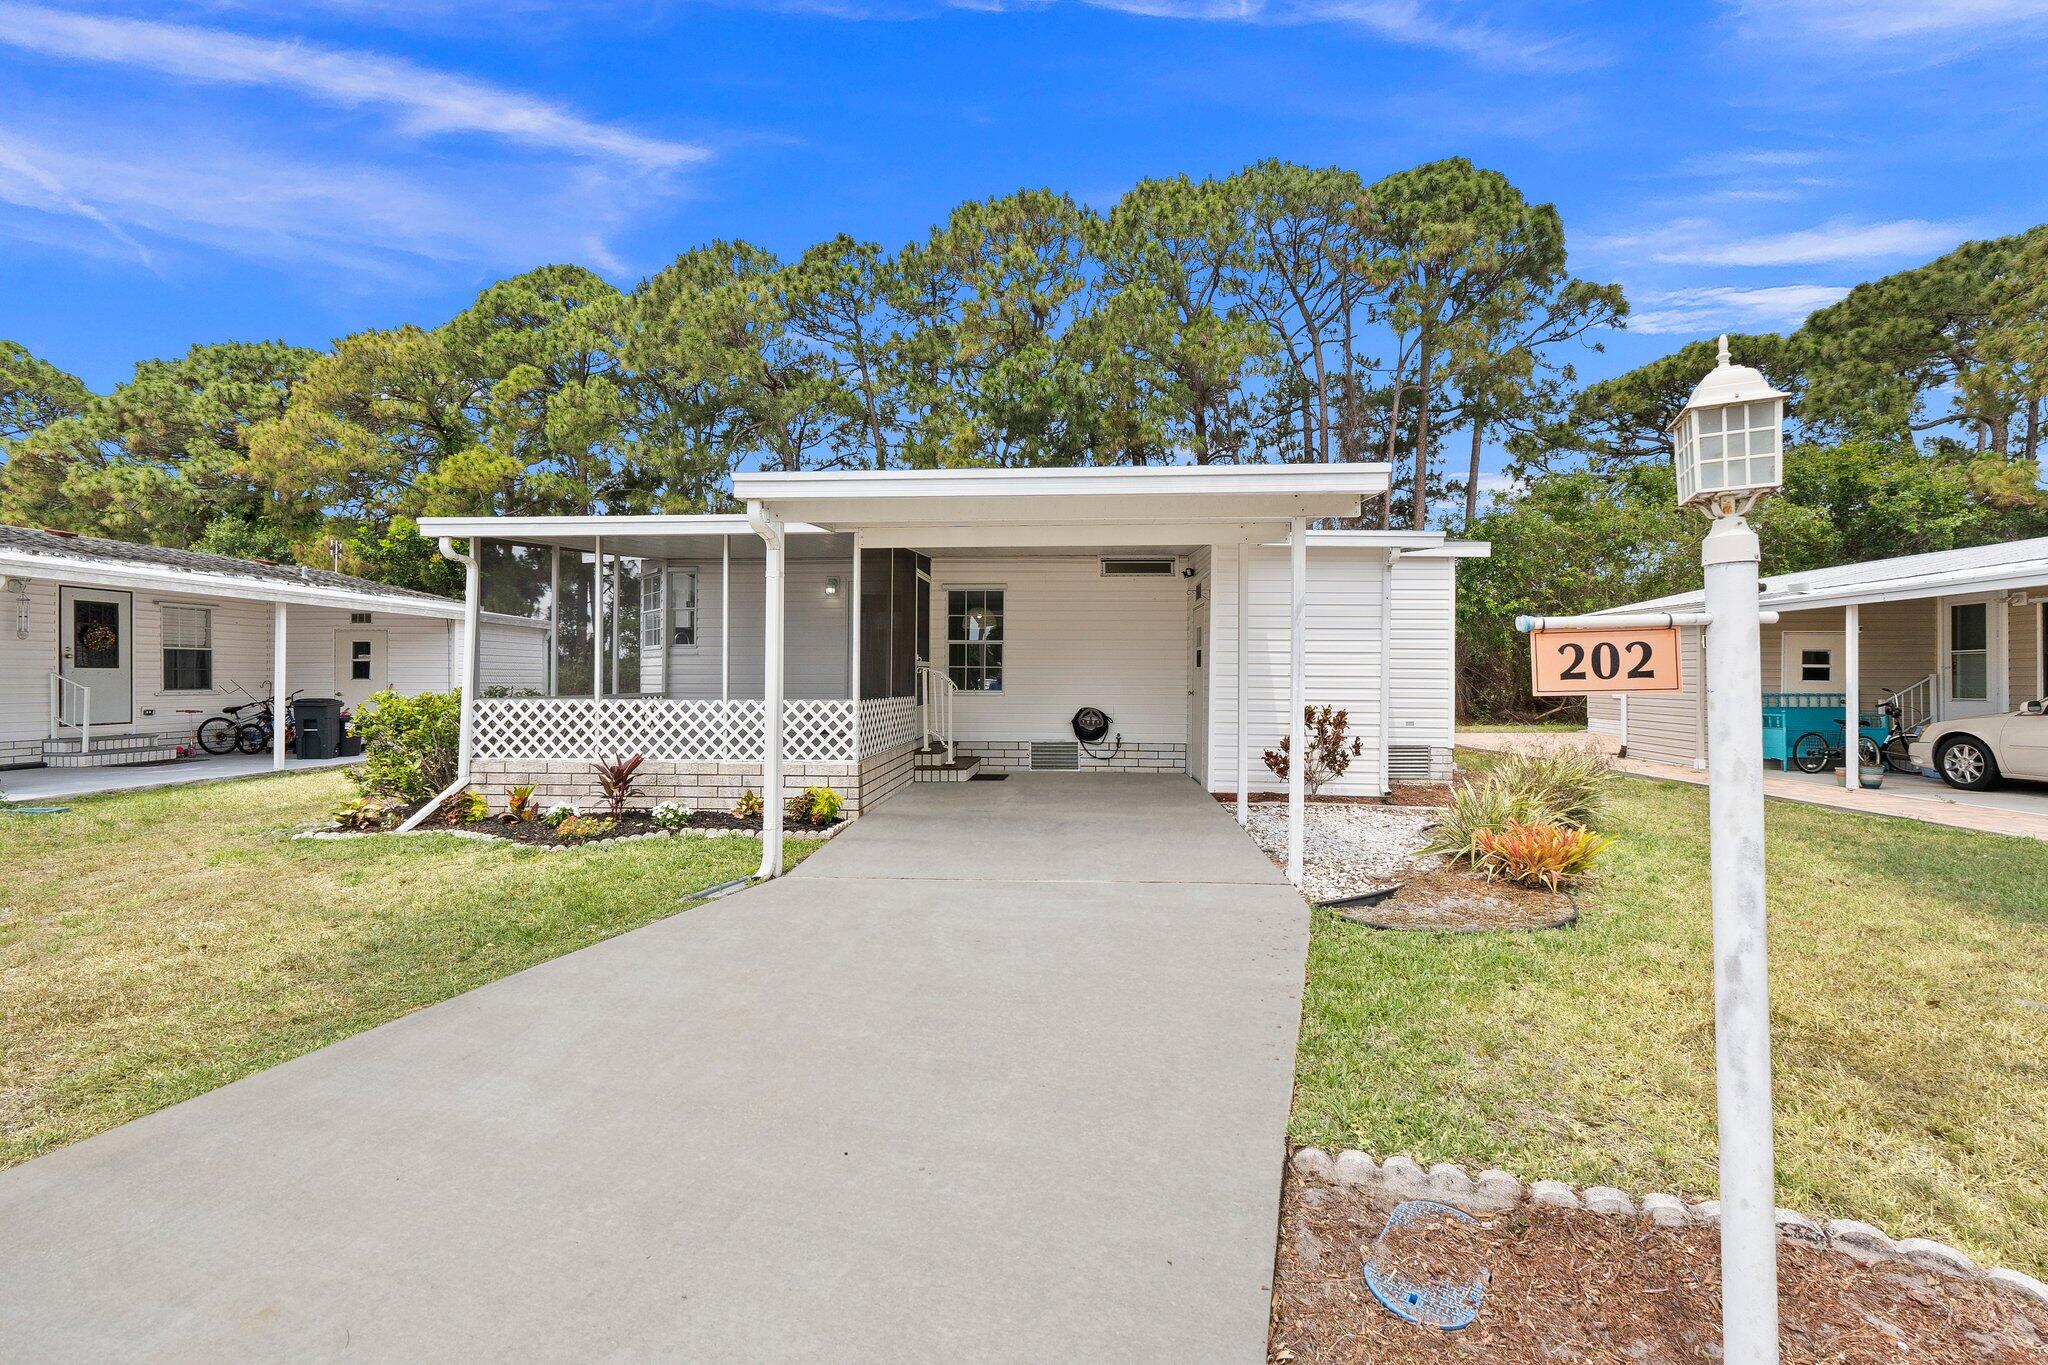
[295, 818, 851, 851]
[1287, 1146, 2048, 1311]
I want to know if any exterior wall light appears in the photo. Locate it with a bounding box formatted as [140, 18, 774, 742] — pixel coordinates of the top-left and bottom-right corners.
[825, 577, 841, 598]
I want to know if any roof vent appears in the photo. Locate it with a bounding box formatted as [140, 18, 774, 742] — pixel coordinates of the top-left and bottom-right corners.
[1100, 557, 1176, 577]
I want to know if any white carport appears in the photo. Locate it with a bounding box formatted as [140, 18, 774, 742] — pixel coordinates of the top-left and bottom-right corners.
[730, 464, 1391, 883]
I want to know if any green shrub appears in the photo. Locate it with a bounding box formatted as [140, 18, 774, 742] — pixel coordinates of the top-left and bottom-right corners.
[332, 795, 397, 831]
[1422, 779, 1543, 865]
[349, 689, 460, 802]
[785, 785, 844, 827]
[439, 789, 488, 824]
[733, 790, 763, 820]
[555, 815, 616, 844]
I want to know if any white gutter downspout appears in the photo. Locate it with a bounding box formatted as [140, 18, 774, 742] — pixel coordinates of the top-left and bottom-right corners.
[1379, 547, 1400, 796]
[395, 536, 481, 834]
[748, 502, 786, 881]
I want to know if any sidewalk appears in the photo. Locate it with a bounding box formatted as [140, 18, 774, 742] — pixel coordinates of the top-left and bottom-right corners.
[1459, 730, 2048, 843]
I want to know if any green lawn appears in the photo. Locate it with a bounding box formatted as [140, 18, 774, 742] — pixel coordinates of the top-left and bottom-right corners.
[0, 770, 816, 1170]
[1459, 720, 1585, 733]
[1292, 765, 2048, 1276]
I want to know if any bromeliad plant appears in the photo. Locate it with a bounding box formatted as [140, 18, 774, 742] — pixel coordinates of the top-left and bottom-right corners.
[1474, 821, 1614, 892]
[592, 753, 646, 820]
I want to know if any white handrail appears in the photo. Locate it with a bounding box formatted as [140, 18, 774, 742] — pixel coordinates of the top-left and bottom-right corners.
[49, 673, 91, 754]
[915, 660, 957, 764]
[1876, 672, 1937, 733]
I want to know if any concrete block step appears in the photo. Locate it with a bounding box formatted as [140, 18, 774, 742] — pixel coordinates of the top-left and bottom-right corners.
[913, 755, 982, 783]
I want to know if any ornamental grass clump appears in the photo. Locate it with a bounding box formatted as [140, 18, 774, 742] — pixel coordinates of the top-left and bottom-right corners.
[1423, 747, 1616, 890]
[1488, 747, 1611, 829]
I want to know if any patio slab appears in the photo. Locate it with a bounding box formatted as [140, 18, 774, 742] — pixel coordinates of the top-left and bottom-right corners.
[0, 773, 1308, 1363]
[1, 752, 358, 802]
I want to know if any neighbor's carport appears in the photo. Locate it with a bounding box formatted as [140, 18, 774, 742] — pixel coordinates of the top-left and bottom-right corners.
[0, 772, 1309, 1362]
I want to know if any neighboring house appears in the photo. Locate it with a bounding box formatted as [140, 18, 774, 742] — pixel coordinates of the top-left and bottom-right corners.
[0, 524, 548, 770]
[415, 463, 1488, 883]
[1584, 537, 2048, 769]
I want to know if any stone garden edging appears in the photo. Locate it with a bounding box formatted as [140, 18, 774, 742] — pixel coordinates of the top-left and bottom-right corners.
[295, 818, 851, 851]
[1287, 1146, 2048, 1310]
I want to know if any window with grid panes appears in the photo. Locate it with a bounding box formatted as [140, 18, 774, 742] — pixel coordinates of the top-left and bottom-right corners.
[946, 588, 1003, 691]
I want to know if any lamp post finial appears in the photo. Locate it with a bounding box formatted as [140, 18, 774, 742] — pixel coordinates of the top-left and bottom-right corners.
[1717, 333, 1731, 367]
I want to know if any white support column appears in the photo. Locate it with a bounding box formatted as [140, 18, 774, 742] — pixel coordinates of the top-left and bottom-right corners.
[720, 535, 731, 702]
[609, 553, 622, 697]
[1844, 603, 1861, 791]
[1702, 513, 1779, 1365]
[458, 539, 482, 777]
[1235, 537, 1250, 828]
[1378, 548, 1399, 796]
[271, 601, 288, 771]
[850, 531, 863, 704]
[591, 535, 605, 756]
[1287, 516, 1307, 886]
[1618, 694, 1631, 758]
[751, 504, 786, 880]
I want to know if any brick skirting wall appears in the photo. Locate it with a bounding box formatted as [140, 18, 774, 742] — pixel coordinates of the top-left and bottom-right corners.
[471, 739, 922, 818]
[955, 740, 1187, 774]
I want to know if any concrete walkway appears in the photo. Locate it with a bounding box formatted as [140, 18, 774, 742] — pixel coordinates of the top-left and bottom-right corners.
[0, 774, 1308, 1363]
[1461, 729, 2048, 842]
[1, 751, 358, 802]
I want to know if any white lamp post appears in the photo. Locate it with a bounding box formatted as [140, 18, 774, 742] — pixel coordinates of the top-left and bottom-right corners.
[1671, 335, 1788, 1365]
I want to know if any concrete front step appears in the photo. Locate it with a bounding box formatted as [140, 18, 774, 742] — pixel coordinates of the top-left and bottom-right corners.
[914, 754, 982, 783]
[41, 732, 191, 768]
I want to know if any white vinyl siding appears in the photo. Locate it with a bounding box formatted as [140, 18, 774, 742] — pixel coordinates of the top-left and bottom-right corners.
[928, 554, 1187, 745]
[1206, 542, 1387, 798]
[663, 555, 852, 701]
[1387, 555, 1457, 777]
[1586, 625, 1707, 768]
[478, 619, 550, 694]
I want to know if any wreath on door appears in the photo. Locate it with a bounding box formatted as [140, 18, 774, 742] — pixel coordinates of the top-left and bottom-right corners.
[80, 623, 118, 653]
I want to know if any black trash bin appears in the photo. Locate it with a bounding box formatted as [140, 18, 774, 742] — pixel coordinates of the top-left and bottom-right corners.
[294, 696, 343, 760]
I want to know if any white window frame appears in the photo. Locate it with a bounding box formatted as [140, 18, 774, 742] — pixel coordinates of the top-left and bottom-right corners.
[945, 584, 1005, 694]
[640, 567, 666, 649]
[1778, 631, 1842, 689]
[1946, 599, 1991, 703]
[160, 603, 214, 693]
[668, 567, 699, 650]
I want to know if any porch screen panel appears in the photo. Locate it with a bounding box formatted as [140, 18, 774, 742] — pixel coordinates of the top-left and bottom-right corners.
[890, 549, 918, 698]
[860, 547, 893, 700]
[479, 542, 553, 622]
[555, 552, 594, 697]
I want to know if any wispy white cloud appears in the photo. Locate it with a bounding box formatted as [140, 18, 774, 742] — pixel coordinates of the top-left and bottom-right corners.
[1674, 149, 1828, 178]
[1596, 216, 1972, 268]
[1747, 0, 2048, 43]
[0, 123, 656, 282]
[1627, 284, 1850, 336]
[0, 3, 706, 170]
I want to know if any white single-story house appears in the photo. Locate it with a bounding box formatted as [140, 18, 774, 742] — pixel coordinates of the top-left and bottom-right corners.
[414, 462, 1487, 884]
[0, 524, 548, 771]
[1585, 536, 2048, 771]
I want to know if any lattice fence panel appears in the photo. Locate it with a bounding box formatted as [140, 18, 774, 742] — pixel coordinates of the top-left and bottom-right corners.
[472, 696, 855, 763]
[859, 696, 919, 757]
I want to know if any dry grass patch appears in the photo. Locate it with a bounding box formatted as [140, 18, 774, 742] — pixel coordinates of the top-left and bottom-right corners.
[0, 770, 814, 1169]
[1292, 764, 2048, 1276]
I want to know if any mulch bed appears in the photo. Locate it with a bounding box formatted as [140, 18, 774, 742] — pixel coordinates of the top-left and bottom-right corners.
[1330, 865, 1577, 932]
[358, 805, 840, 847]
[1271, 1171, 2048, 1364]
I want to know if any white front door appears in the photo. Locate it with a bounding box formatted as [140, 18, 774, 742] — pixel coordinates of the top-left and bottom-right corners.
[1779, 632, 1845, 692]
[333, 629, 388, 707]
[1187, 581, 1210, 784]
[1939, 597, 2002, 720]
[58, 586, 132, 725]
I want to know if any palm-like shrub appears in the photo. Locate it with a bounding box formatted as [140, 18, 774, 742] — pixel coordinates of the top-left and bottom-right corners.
[592, 753, 646, 819]
[1487, 747, 1611, 828]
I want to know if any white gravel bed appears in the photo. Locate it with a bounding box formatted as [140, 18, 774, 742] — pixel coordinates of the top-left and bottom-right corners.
[1244, 801, 1441, 905]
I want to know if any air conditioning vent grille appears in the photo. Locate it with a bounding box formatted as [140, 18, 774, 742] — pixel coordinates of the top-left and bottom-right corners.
[1388, 744, 1437, 780]
[1100, 557, 1176, 577]
[1031, 741, 1080, 771]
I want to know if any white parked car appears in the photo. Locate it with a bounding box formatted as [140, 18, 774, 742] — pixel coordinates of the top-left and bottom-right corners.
[1908, 700, 2048, 789]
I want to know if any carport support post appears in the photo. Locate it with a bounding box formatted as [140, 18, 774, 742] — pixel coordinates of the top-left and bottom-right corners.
[458, 539, 482, 777]
[1287, 516, 1307, 886]
[1236, 537, 1250, 828]
[1703, 512, 1780, 1365]
[751, 503, 786, 880]
[271, 601, 287, 771]
[1844, 603, 1861, 790]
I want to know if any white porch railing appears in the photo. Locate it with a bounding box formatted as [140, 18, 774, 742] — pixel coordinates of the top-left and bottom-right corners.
[915, 660, 956, 763]
[472, 696, 920, 765]
[1877, 673, 1937, 734]
[48, 673, 90, 754]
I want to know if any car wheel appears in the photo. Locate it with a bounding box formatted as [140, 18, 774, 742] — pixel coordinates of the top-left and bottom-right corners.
[1934, 736, 1998, 791]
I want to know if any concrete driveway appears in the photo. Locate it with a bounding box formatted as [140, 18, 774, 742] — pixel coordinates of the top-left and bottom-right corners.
[0, 774, 1309, 1363]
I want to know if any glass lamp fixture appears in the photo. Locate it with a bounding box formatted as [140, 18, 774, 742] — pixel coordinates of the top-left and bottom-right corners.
[1671, 335, 1788, 515]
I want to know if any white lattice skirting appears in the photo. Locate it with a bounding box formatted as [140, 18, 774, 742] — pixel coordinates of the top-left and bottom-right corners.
[473, 696, 917, 765]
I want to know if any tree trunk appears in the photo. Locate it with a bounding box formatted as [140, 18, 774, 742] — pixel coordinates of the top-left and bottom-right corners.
[1412, 324, 1433, 529]
[2026, 396, 2041, 466]
[1191, 398, 1210, 465]
[1463, 416, 1484, 529]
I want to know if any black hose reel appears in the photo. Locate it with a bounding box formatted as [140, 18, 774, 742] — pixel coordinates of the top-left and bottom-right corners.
[1071, 706, 1120, 760]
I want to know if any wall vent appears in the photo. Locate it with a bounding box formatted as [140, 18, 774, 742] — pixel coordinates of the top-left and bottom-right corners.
[1100, 557, 1176, 577]
[1030, 741, 1080, 771]
[1388, 745, 1438, 780]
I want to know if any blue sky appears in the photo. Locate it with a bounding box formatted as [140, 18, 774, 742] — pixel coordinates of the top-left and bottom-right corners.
[4, 0, 2046, 485]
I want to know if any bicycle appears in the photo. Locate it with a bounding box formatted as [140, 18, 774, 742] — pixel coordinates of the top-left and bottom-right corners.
[1789, 697, 1921, 775]
[232, 690, 305, 755]
[195, 685, 273, 755]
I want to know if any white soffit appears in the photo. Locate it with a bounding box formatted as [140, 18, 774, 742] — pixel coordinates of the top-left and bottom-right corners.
[732, 464, 1391, 531]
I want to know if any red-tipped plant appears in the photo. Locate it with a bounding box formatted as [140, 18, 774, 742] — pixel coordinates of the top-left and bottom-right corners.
[592, 753, 646, 819]
[1262, 705, 1365, 797]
